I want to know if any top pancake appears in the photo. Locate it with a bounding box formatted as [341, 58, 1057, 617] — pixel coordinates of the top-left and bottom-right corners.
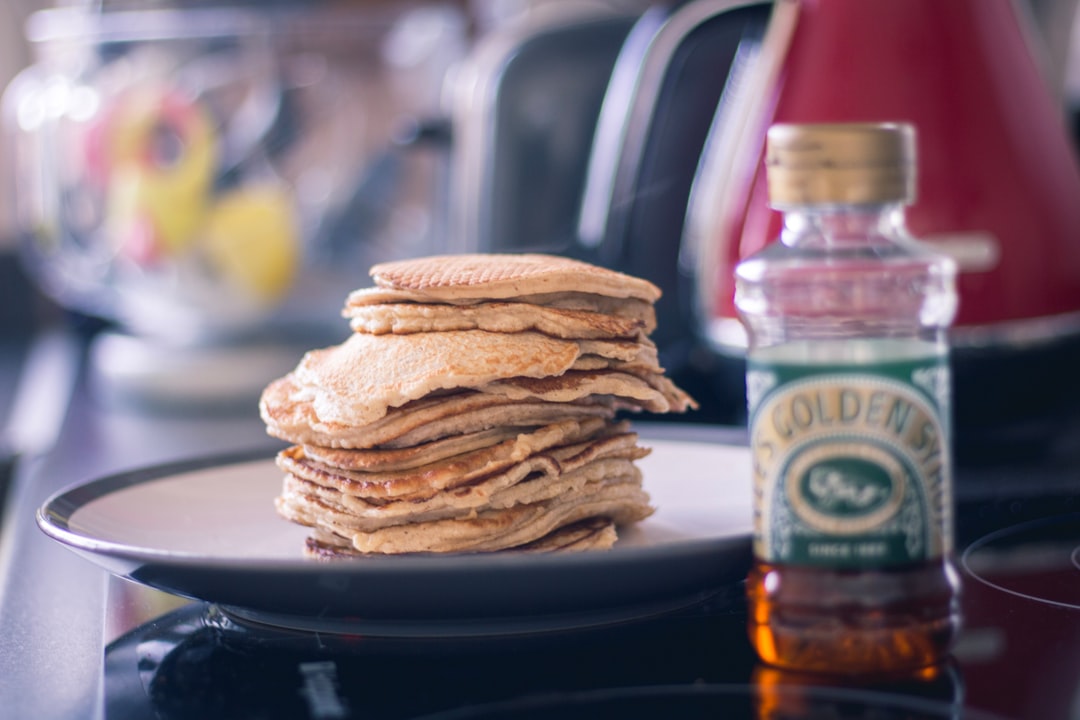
[369, 254, 662, 303]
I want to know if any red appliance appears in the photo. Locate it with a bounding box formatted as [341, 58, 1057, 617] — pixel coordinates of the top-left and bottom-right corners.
[687, 0, 1080, 461]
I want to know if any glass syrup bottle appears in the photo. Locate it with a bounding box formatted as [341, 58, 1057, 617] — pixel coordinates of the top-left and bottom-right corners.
[735, 122, 961, 673]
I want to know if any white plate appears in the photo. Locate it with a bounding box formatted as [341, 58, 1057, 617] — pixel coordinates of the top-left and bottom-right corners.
[38, 439, 753, 633]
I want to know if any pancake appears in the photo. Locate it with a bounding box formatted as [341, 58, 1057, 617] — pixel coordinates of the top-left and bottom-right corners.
[303, 516, 618, 558]
[349, 474, 652, 554]
[345, 301, 649, 340]
[344, 287, 658, 332]
[280, 470, 652, 554]
[479, 371, 697, 414]
[289, 330, 584, 427]
[575, 338, 660, 369]
[515, 517, 618, 552]
[261, 333, 668, 446]
[261, 377, 617, 449]
[277, 420, 628, 501]
[299, 416, 608, 472]
[300, 427, 527, 473]
[278, 453, 646, 532]
[369, 253, 661, 303]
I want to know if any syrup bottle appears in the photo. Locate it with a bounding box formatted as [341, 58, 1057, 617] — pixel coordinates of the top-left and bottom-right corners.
[735, 122, 961, 673]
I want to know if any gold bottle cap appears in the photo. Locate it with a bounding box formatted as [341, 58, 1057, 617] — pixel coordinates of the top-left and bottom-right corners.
[765, 122, 916, 207]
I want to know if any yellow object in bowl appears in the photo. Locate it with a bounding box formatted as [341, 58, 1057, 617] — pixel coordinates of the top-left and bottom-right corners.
[200, 186, 299, 303]
[104, 87, 217, 260]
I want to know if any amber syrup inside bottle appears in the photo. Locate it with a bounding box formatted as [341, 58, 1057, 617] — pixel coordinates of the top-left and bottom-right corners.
[748, 562, 961, 673]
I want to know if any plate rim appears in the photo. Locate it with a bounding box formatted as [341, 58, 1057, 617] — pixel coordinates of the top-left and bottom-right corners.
[38, 442, 753, 571]
[36, 440, 754, 619]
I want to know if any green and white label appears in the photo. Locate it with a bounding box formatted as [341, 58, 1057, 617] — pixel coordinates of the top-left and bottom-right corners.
[747, 351, 952, 568]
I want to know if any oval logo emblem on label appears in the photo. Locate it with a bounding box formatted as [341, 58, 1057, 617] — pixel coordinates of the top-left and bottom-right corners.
[786, 443, 906, 535]
[802, 458, 893, 516]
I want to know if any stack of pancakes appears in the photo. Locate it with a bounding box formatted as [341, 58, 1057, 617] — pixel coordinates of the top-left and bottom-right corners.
[259, 254, 695, 557]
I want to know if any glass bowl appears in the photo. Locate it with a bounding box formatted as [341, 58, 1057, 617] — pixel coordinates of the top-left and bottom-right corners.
[3, 4, 465, 343]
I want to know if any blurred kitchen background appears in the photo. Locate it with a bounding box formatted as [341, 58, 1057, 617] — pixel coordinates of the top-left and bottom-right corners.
[2, 0, 1080, 475]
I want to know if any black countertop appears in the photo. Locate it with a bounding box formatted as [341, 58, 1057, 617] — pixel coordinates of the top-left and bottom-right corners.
[0, 331, 274, 717]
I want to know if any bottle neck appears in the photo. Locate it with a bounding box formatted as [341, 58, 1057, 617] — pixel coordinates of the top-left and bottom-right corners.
[777, 203, 909, 249]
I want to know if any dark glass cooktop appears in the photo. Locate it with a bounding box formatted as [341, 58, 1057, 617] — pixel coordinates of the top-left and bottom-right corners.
[100, 473, 1080, 720]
